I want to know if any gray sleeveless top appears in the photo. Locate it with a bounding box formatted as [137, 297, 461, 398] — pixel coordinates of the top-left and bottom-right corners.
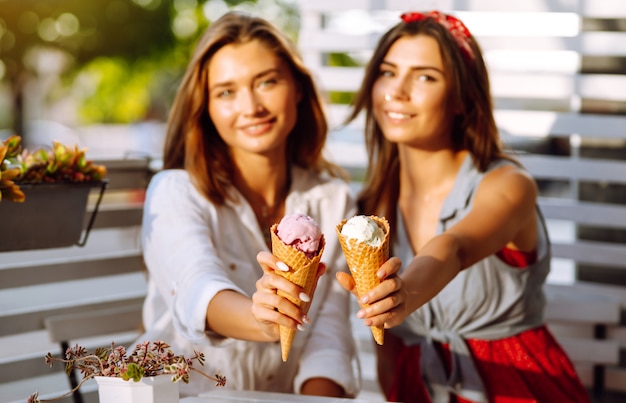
[391, 155, 551, 403]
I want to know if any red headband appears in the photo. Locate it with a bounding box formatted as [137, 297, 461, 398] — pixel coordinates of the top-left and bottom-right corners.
[400, 11, 474, 60]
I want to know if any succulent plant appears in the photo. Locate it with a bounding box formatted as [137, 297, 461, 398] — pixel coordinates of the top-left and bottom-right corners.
[0, 135, 107, 203]
[0, 135, 26, 203]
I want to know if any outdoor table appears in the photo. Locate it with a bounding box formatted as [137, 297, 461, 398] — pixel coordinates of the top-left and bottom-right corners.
[181, 389, 390, 402]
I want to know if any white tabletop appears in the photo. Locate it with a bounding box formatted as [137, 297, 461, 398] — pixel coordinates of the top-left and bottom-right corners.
[181, 389, 389, 402]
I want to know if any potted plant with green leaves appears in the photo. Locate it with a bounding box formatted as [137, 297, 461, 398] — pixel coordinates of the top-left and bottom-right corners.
[27, 340, 226, 403]
[0, 134, 108, 251]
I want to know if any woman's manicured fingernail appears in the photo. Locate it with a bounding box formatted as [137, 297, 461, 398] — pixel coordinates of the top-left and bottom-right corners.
[360, 295, 369, 304]
[297, 324, 306, 331]
[377, 269, 385, 278]
[276, 261, 289, 272]
[356, 310, 365, 319]
[299, 292, 310, 302]
[302, 315, 310, 324]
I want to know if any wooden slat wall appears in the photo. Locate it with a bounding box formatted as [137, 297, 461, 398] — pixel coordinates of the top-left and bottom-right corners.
[0, 158, 152, 403]
[297, 0, 626, 397]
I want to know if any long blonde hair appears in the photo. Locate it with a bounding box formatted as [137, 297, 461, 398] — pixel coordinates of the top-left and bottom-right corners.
[163, 11, 345, 205]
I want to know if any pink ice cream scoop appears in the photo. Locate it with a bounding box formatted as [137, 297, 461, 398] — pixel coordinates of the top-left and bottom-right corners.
[276, 213, 322, 258]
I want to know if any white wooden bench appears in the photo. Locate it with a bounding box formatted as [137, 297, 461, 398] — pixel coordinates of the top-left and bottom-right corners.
[0, 158, 153, 403]
[297, 0, 626, 400]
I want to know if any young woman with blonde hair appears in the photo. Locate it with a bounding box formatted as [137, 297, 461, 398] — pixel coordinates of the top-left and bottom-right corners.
[140, 11, 358, 398]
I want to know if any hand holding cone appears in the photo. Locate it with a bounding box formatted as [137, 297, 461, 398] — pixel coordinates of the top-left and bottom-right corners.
[336, 215, 390, 345]
[270, 223, 325, 361]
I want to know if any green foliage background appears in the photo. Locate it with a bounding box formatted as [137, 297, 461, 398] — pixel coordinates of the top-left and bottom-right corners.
[0, 0, 300, 130]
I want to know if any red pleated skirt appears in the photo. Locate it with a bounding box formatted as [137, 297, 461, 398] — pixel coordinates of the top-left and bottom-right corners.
[387, 325, 590, 403]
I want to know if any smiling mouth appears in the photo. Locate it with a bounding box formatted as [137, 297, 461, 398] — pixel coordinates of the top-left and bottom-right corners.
[386, 111, 415, 121]
[241, 119, 275, 135]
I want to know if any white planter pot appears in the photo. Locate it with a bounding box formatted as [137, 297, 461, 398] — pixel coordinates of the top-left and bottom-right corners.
[94, 375, 179, 403]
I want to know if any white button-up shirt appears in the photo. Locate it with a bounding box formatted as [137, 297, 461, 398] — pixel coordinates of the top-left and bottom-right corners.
[139, 166, 359, 397]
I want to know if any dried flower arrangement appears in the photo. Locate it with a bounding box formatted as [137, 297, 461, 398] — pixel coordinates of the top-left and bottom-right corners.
[28, 340, 226, 403]
[0, 134, 107, 203]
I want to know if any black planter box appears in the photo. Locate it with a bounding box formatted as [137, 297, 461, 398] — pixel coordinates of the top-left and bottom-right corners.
[0, 181, 106, 252]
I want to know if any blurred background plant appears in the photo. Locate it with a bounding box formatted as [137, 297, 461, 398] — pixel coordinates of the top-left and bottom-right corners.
[0, 0, 300, 140]
[0, 134, 108, 203]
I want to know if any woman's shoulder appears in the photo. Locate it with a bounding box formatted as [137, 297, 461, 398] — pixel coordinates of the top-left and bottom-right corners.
[146, 169, 201, 204]
[148, 169, 191, 190]
[481, 160, 538, 202]
[151, 168, 190, 181]
[485, 159, 535, 184]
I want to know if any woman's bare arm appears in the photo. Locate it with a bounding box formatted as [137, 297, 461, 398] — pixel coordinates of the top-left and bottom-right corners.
[357, 165, 539, 328]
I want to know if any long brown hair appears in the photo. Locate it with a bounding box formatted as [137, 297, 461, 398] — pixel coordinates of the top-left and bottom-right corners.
[163, 11, 345, 205]
[347, 13, 514, 232]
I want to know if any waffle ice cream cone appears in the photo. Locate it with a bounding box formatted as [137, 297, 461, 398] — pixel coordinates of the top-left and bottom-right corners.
[336, 216, 390, 345]
[270, 223, 325, 361]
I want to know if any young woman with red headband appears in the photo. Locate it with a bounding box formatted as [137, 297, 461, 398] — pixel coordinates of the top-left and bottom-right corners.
[337, 10, 589, 403]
